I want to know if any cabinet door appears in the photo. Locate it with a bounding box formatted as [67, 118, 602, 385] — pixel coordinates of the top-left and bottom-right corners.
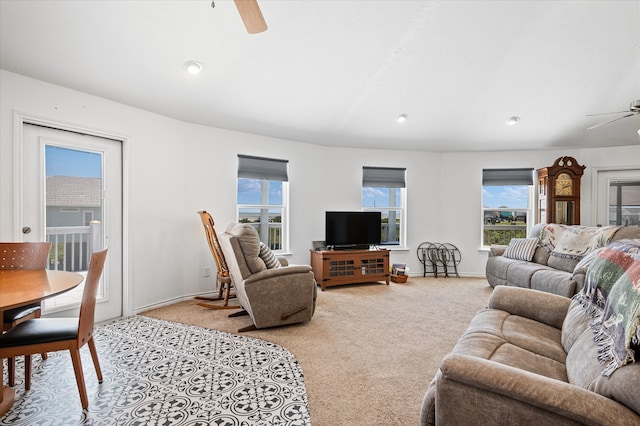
[325, 257, 356, 279]
[360, 257, 386, 276]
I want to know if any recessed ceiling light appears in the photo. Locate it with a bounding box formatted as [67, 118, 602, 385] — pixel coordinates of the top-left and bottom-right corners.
[505, 116, 520, 126]
[184, 61, 203, 74]
[396, 114, 408, 123]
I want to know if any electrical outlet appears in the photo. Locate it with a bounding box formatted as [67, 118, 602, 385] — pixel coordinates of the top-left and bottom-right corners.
[203, 267, 212, 277]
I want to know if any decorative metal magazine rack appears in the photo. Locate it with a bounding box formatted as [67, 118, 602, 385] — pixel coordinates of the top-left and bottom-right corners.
[416, 242, 461, 278]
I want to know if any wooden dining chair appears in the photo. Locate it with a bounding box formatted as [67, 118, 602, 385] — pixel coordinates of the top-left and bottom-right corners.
[0, 248, 108, 409]
[196, 211, 240, 310]
[0, 242, 52, 387]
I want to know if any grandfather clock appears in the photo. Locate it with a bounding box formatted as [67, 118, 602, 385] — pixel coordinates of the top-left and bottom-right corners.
[537, 156, 585, 225]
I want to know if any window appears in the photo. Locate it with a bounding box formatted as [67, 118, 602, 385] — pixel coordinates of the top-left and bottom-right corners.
[84, 211, 94, 226]
[362, 166, 406, 247]
[608, 180, 640, 226]
[482, 168, 533, 246]
[237, 155, 288, 251]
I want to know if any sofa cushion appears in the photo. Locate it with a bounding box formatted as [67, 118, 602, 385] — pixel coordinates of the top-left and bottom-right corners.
[532, 245, 550, 265]
[547, 254, 579, 273]
[226, 224, 266, 274]
[503, 238, 538, 261]
[452, 308, 567, 381]
[505, 262, 548, 289]
[561, 299, 592, 353]
[530, 269, 575, 297]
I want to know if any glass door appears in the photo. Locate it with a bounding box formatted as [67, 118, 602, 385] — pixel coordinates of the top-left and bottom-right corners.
[595, 169, 640, 228]
[21, 123, 123, 321]
[608, 180, 640, 226]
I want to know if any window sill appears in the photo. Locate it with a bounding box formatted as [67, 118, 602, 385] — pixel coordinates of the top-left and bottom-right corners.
[379, 246, 409, 252]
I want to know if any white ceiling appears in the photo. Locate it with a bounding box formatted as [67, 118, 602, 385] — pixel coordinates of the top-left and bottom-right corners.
[1, 0, 639, 152]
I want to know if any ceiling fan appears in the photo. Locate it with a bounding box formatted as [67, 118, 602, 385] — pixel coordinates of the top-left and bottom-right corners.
[211, 0, 267, 34]
[586, 99, 640, 130]
[230, 0, 267, 34]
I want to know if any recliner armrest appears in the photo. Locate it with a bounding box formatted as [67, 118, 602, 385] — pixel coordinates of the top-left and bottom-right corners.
[438, 353, 640, 425]
[488, 286, 570, 329]
[243, 265, 313, 284]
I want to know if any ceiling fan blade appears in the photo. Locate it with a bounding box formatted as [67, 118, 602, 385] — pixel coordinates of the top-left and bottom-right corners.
[586, 110, 631, 117]
[234, 0, 267, 34]
[587, 113, 636, 130]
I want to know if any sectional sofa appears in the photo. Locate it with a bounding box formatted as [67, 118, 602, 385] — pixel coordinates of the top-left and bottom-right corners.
[422, 239, 640, 425]
[485, 223, 640, 297]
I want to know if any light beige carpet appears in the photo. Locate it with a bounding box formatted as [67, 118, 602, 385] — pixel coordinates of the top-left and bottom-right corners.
[142, 276, 493, 425]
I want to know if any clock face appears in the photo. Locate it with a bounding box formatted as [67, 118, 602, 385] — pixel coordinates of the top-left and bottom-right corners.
[555, 173, 573, 196]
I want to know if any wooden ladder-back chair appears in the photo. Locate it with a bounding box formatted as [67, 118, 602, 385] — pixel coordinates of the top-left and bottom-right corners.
[0, 248, 108, 409]
[0, 242, 52, 387]
[196, 211, 240, 310]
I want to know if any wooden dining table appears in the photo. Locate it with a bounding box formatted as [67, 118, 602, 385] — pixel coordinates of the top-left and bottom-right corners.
[0, 269, 84, 416]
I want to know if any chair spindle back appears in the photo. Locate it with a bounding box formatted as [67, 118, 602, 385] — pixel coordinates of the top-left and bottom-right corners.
[197, 211, 230, 279]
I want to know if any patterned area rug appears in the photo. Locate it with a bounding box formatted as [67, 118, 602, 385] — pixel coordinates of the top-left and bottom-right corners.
[1, 316, 310, 425]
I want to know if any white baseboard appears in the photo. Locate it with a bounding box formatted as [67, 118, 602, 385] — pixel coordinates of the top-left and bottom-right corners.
[133, 291, 217, 314]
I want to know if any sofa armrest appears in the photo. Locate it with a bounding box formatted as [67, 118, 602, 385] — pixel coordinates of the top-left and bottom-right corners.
[488, 286, 570, 329]
[438, 353, 640, 425]
[488, 245, 507, 257]
[243, 265, 312, 284]
[277, 256, 289, 267]
[571, 269, 586, 293]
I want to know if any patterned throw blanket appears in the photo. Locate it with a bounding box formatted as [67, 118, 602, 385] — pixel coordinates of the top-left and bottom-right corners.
[540, 224, 620, 259]
[573, 240, 640, 376]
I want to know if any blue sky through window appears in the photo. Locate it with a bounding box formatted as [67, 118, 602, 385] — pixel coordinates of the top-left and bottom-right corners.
[237, 178, 282, 205]
[483, 185, 528, 209]
[46, 145, 101, 178]
[362, 187, 400, 208]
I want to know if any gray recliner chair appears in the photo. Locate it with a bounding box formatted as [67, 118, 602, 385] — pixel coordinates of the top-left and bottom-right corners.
[218, 223, 317, 332]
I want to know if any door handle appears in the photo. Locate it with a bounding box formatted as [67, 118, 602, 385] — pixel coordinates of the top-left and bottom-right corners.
[22, 226, 31, 234]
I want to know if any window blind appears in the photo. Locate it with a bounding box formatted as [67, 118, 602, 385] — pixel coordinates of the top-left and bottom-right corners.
[363, 167, 406, 188]
[482, 168, 533, 186]
[238, 155, 289, 182]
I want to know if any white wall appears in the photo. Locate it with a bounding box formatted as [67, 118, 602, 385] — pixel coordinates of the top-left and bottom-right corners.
[2, 70, 638, 313]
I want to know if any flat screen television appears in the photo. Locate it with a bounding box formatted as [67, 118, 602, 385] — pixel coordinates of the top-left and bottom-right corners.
[325, 211, 381, 249]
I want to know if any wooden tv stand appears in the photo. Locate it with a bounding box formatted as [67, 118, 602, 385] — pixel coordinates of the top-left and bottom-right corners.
[310, 249, 390, 291]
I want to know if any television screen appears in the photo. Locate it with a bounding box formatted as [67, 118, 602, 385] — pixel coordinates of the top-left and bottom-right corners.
[325, 211, 381, 248]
